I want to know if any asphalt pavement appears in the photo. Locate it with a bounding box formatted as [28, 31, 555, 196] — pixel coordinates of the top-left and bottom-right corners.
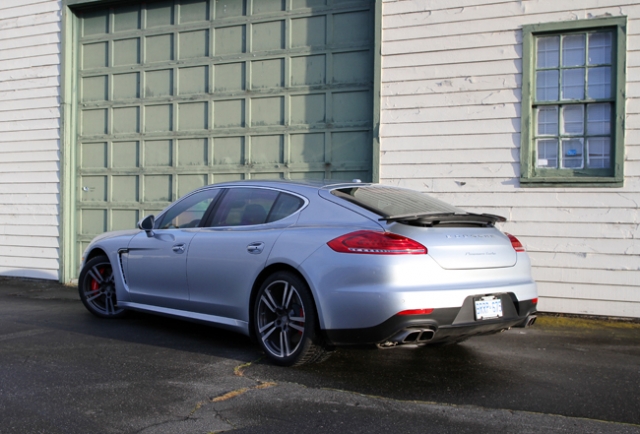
[0, 276, 639, 434]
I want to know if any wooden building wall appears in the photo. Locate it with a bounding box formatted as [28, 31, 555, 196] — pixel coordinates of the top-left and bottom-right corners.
[0, 0, 61, 279]
[380, 0, 640, 317]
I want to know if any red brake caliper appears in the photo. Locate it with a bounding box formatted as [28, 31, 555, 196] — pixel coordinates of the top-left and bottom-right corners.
[90, 267, 104, 292]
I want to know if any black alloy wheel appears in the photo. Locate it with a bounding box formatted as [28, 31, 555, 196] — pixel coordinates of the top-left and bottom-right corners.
[254, 271, 329, 366]
[78, 256, 125, 319]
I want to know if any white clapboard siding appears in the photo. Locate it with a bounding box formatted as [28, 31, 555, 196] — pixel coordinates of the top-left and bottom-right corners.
[382, 74, 522, 97]
[381, 0, 640, 317]
[383, 59, 522, 82]
[0, 0, 60, 280]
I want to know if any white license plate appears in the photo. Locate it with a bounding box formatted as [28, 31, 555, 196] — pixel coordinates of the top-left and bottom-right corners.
[474, 296, 503, 320]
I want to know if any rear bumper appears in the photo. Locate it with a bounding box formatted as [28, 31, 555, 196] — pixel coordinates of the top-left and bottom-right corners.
[323, 295, 537, 346]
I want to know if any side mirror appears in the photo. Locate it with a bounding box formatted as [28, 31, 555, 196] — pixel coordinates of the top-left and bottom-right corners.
[137, 215, 155, 237]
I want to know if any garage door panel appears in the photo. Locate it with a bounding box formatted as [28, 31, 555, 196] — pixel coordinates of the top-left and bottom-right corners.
[177, 138, 208, 166]
[252, 21, 284, 52]
[253, 0, 285, 15]
[215, 26, 246, 55]
[291, 16, 326, 48]
[334, 11, 371, 44]
[82, 210, 107, 234]
[112, 141, 139, 168]
[251, 135, 284, 164]
[113, 107, 140, 134]
[179, 66, 208, 95]
[146, 34, 174, 63]
[215, 0, 245, 19]
[144, 175, 172, 202]
[290, 133, 325, 163]
[251, 59, 284, 89]
[82, 109, 107, 135]
[81, 176, 107, 202]
[82, 76, 108, 102]
[112, 209, 139, 231]
[145, 140, 172, 166]
[145, 105, 173, 132]
[83, 42, 108, 69]
[145, 69, 173, 97]
[291, 94, 326, 125]
[113, 4, 140, 32]
[293, 0, 327, 9]
[215, 62, 245, 91]
[213, 136, 244, 165]
[333, 91, 371, 123]
[251, 97, 284, 126]
[112, 176, 139, 202]
[83, 10, 108, 36]
[214, 100, 245, 128]
[113, 72, 140, 99]
[291, 55, 326, 86]
[147, 1, 174, 28]
[179, 30, 209, 59]
[113, 38, 140, 66]
[76, 0, 374, 265]
[333, 51, 372, 83]
[82, 142, 108, 168]
[178, 174, 208, 197]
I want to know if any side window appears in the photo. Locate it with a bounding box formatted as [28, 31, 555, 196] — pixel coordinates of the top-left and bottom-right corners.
[520, 17, 626, 187]
[267, 193, 304, 223]
[209, 188, 303, 227]
[156, 189, 220, 229]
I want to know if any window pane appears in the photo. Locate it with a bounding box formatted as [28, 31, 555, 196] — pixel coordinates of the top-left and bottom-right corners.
[587, 137, 611, 168]
[537, 139, 558, 168]
[158, 189, 220, 229]
[561, 139, 584, 168]
[588, 66, 612, 99]
[211, 188, 279, 226]
[537, 36, 559, 68]
[588, 32, 612, 65]
[266, 193, 304, 223]
[587, 103, 611, 135]
[562, 34, 586, 67]
[331, 186, 463, 217]
[562, 105, 584, 135]
[536, 70, 559, 101]
[562, 68, 585, 100]
[537, 106, 558, 135]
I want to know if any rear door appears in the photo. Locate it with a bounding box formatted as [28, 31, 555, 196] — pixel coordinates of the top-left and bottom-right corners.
[186, 187, 305, 322]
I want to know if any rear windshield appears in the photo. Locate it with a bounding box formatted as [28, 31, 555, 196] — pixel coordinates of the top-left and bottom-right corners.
[331, 186, 463, 217]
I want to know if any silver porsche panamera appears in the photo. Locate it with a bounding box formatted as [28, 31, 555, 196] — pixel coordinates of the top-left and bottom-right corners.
[78, 180, 538, 366]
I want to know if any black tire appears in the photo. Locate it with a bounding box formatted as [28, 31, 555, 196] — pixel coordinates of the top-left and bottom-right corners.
[78, 256, 126, 319]
[253, 271, 330, 367]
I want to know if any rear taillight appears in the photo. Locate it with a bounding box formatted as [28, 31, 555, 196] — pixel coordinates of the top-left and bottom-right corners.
[532, 298, 538, 305]
[506, 233, 525, 252]
[397, 308, 434, 315]
[327, 230, 427, 255]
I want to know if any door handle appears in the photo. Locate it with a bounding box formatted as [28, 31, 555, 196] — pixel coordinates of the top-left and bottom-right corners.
[172, 243, 186, 254]
[247, 242, 264, 254]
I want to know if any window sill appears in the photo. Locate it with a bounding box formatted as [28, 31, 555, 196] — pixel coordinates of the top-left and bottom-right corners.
[519, 176, 623, 188]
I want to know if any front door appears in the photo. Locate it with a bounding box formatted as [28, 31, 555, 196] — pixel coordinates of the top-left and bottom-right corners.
[124, 188, 220, 309]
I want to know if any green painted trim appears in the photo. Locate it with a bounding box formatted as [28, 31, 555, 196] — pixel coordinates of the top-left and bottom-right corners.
[60, 5, 79, 283]
[371, 0, 382, 183]
[520, 16, 627, 188]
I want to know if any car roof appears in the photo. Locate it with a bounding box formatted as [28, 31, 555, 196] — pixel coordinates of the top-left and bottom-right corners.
[194, 179, 375, 193]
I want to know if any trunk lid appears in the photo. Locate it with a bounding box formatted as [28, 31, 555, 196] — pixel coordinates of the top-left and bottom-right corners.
[388, 224, 517, 270]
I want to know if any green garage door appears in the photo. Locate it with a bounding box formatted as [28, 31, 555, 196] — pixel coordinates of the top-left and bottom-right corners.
[75, 0, 375, 257]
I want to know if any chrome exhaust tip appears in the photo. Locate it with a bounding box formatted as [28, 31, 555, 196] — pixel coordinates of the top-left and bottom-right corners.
[387, 328, 436, 345]
[526, 315, 537, 327]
